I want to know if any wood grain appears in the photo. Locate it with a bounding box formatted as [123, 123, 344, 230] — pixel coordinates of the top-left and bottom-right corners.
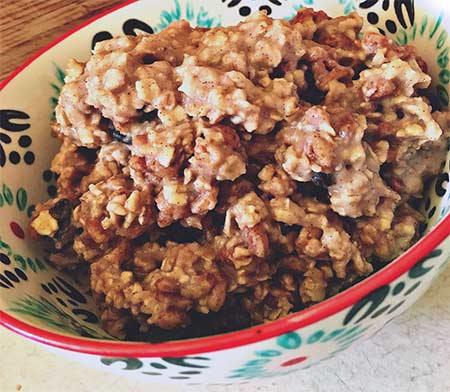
[0, 0, 125, 81]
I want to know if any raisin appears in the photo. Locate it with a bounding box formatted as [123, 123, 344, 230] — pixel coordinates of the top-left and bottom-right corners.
[161, 222, 204, 244]
[269, 64, 286, 79]
[101, 118, 132, 145]
[280, 224, 301, 235]
[298, 182, 330, 204]
[395, 109, 405, 119]
[77, 147, 98, 162]
[142, 54, 157, 65]
[311, 172, 332, 187]
[138, 108, 158, 123]
[50, 199, 72, 229]
[111, 129, 132, 145]
[43, 199, 77, 251]
[301, 67, 326, 104]
[418, 222, 427, 236]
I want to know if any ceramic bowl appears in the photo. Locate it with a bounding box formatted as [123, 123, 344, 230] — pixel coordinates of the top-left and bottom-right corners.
[0, 0, 449, 385]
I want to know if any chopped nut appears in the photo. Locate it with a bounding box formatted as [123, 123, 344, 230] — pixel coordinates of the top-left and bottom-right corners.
[31, 210, 59, 236]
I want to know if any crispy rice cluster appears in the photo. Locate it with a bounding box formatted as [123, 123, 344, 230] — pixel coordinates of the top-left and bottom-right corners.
[30, 9, 450, 340]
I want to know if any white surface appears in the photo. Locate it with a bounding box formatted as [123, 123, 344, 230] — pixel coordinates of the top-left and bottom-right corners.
[1, 265, 449, 392]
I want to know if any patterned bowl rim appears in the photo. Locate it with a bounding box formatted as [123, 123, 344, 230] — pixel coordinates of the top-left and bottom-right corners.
[1, 0, 449, 358]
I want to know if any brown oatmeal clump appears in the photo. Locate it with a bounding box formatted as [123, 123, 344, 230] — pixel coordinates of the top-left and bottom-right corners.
[30, 8, 449, 340]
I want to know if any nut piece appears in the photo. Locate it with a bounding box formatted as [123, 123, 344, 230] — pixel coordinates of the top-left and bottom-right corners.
[30, 210, 59, 236]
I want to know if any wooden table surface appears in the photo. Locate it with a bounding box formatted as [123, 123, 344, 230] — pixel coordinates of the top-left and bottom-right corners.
[0, 0, 125, 81]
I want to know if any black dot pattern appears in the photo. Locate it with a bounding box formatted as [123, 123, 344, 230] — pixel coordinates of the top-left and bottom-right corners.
[359, 0, 416, 37]
[239, 6, 251, 16]
[392, 282, 405, 295]
[0, 274, 13, 288]
[24, 151, 35, 164]
[18, 135, 31, 147]
[259, 5, 272, 15]
[424, 197, 431, 210]
[222, 1, 288, 20]
[428, 206, 436, 218]
[43, 170, 53, 182]
[0, 267, 28, 289]
[5, 270, 19, 283]
[14, 268, 28, 281]
[0, 253, 11, 265]
[0, 109, 34, 166]
[47, 185, 57, 197]
[9, 151, 20, 164]
[42, 169, 58, 196]
[367, 12, 379, 24]
[56, 297, 67, 307]
[385, 20, 397, 33]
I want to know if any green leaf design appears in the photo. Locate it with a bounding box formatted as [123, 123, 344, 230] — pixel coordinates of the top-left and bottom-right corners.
[173, 0, 181, 19]
[343, 1, 356, 15]
[26, 257, 37, 272]
[420, 15, 428, 35]
[16, 188, 27, 211]
[50, 83, 61, 95]
[410, 23, 417, 41]
[156, 0, 220, 31]
[54, 63, 66, 85]
[429, 12, 443, 39]
[437, 84, 449, 106]
[0, 236, 46, 274]
[14, 254, 27, 270]
[0, 194, 3, 207]
[438, 48, 449, 69]
[0, 238, 12, 256]
[10, 296, 114, 339]
[436, 30, 447, 50]
[27, 204, 35, 218]
[49, 63, 65, 120]
[2, 184, 13, 206]
[186, 2, 194, 20]
[35, 258, 46, 271]
[10, 297, 62, 324]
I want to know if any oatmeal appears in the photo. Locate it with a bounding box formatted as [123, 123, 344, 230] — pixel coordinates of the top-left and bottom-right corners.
[30, 9, 450, 340]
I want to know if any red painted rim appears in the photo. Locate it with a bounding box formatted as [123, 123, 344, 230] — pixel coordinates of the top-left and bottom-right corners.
[1, 0, 450, 358]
